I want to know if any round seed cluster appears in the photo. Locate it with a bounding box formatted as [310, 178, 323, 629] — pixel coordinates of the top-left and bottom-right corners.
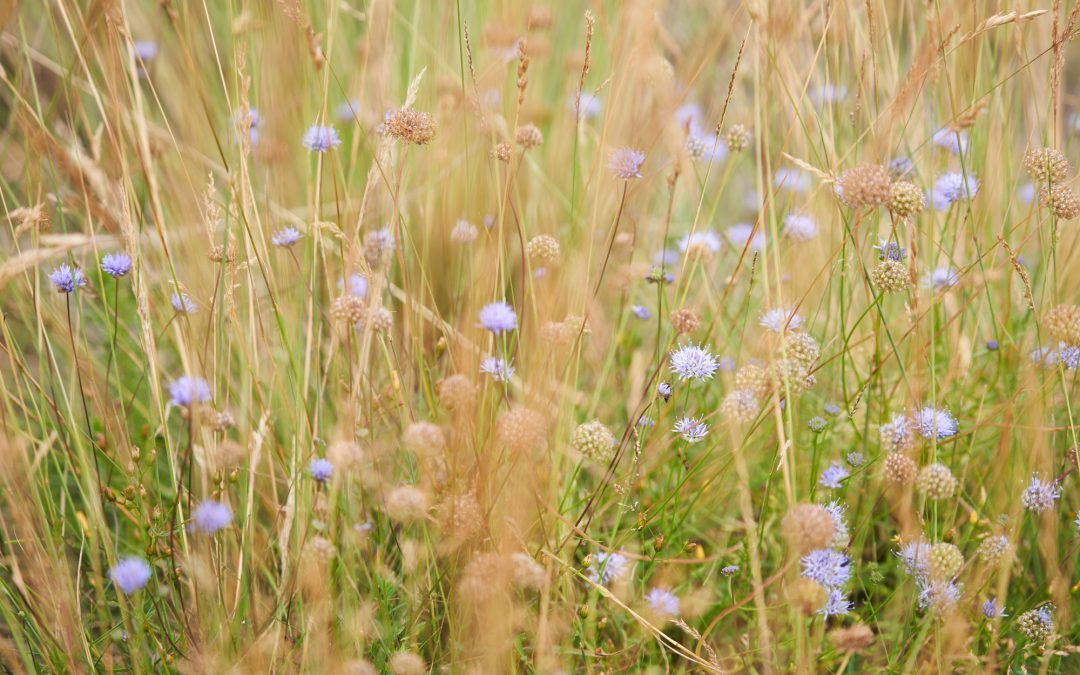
[670, 308, 701, 335]
[872, 260, 911, 294]
[439, 492, 484, 540]
[721, 389, 759, 422]
[1015, 607, 1055, 645]
[917, 463, 958, 500]
[385, 485, 430, 524]
[784, 332, 820, 370]
[367, 306, 393, 333]
[725, 124, 752, 152]
[385, 108, 436, 145]
[572, 420, 617, 462]
[828, 624, 875, 653]
[491, 143, 512, 162]
[882, 452, 918, 485]
[771, 358, 813, 394]
[835, 164, 892, 208]
[402, 422, 445, 456]
[437, 374, 477, 412]
[515, 123, 544, 149]
[1044, 304, 1080, 346]
[327, 440, 364, 472]
[888, 180, 925, 217]
[527, 234, 561, 266]
[787, 577, 827, 616]
[781, 503, 836, 553]
[1023, 147, 1070, 183]
[1041, 184, 1080, 220]
[928, 542, 963, 579]
[735, 363, 771, 400]
[331, 295, 367, 323]
[976, 535, 1010, 565]
[496, 408, 548, 453]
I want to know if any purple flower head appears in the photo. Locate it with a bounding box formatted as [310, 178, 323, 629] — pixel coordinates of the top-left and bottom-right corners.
[478, 301, 518, 334]
[874, 239, 906, 262]
[608, 147, 645, 180]
[110, 557, 151, 594]
[818, 462, 850, 489]
[480, 356, 515, 382]
[302, 124, 342, 152]
[336, 99, 360, 121]
[932, 128, 968, 155]
[678, 230, 722, 255]
[1030, 343, 1080, 370]
[983, 598, 1007, 619]
[192, 500, 233, 534]
[932, 172, 978, 210]
[823, 500, 850, 549]
[915, 406, 958, 440]
[759, 308, 803, 334]
[133, 41, 158, 61]
[49, 264, 87, 293]
[309, 458, 333, 482]
[782, 212, 818, 241]
[171, 292, 197, 314]
[726, 223, 765, 252]
[824, 403, 841, 416]
[669, 343, 719, 382]
[573, 92, 602, 120]
[895, 539, 930, 577]
[808, 417, 827, 432]
[917, 578, 962, 611]
[927, 267, 960, 290]
[169, 376, 211, 407]
[645, 587, 680, 617]
[721, 564, 740, 576]
[820, 587, 853, 617]
[101, 252, 132, 278]
[1021, 473, 1061, 513]
[672, 416, 709, 443]
[271, 227, 303, 248]
[587, 550, 630, 586]
[800, 548, 851, 588]
[657, 382, 672, 401]
[630, 304, 651, 320]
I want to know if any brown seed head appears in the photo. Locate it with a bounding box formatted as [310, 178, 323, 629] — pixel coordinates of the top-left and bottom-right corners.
[888, 180, 925, 217]
[386, 108, 436, 145]
[781, 503, 836, 553]
[836, 164, 892, 208]
[670, 308, 701, 335]
[1023, 147, 1071, 183]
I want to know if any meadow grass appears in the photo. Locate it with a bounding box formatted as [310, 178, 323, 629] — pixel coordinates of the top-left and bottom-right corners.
[0, 0, 1079, 672]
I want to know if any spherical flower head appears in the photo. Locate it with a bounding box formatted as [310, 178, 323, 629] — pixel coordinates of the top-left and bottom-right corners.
[720, 389, 759, 423]
[916, 406, 958, 440]
[917, 462, 958, 500]
[872, 260, 911, 294]
[1020, 473, 1061, 513]
[480, 355, 515, 382]
[883, 452, 918, 485]
[808, 417, 827, 432]
[845, 451, 865, 467]
[782, 504, 836, 553]
[931, 172, 978, 210]
[927, 542, 963, 580]
[478, 301, 518, 334]
[895, 539, 930, 577]
[726, 223, 765, 252]
[588, 550, 630, 586]
[171, 292, 197, 314]
[820, 587, 853, 617]
[888, 180, 926, 217]
[818, 462, 849, 489]
[302, 124, 342, 152]
[309, 458, 333, 482]
[1016, 605, 1055, 644]
[669, 343, 719, 382]
[110, 557, 151, 594]
[630, 304, 651, 320]
[574, 92, 602, 119]
[1023, 147, 1070, 183]
[133, 41, 158, 61]
[1045, 304, 1080, 346]
[782, 212, 818, 241]
[917, 578, 962, 612]
[645, 587, 680, 618]
[49, 264, 87, 293]
[385, 108, 436, 145]
[657, 382, 672, 401]
[721, 564, 740, 576]
[881, 413, 914, 452]
[824, 402, 841, 416]
[927, 267, 960, 290]
[976, 535, 1010, 565]
[673, 415, 709, 443]
[572, 420, 617, 461]
[101, 252, 132, 278]
[678, 229, 722, 257]
[800, 548, 851, 588]
[932, 128, 968, 155]
[982, 598, 1006, 619]
[835, 164, 891, 208]
[192, 499, 233, 534]
[271, 227, 303, 248]
[608, 147, 645, 180]
[169, 376, 211, 407]
[760, 308, 803, 334]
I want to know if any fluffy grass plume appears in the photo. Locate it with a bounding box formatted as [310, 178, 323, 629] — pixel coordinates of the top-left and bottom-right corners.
[1, 0, 1080, 672]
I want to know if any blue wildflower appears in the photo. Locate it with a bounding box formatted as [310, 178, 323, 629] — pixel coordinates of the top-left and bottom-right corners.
[101, 252, 132, 278]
